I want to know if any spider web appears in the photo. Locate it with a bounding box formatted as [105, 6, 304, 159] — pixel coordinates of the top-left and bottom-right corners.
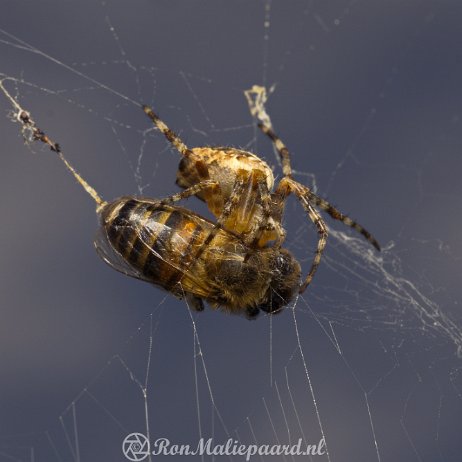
[1, 1, 461, 461]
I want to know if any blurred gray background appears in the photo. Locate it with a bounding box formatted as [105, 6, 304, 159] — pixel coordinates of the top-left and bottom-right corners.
[1, 1, 462, 461]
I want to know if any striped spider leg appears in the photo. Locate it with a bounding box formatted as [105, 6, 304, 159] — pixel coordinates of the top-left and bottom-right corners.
[258, 122, 380, 293]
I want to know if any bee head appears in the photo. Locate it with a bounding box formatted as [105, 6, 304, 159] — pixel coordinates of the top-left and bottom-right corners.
[258, 249, 301, 314]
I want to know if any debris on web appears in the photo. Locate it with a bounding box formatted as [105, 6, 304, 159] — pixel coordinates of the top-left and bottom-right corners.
[244, 84, 276, 130]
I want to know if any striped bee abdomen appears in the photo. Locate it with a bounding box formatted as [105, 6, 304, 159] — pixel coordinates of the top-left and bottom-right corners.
[99, 197, 206, 292]
[96, 197, 301, 318]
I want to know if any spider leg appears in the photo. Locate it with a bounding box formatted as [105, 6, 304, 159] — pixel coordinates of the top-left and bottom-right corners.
[306, 191, 380, 251]
[0, 82, 107, 212]
[158, 180, 221, 206]
[143, 105, 227, 213]
[190, 173, 248, 263]
[273, 178, 328, 294]
[143, 105, 192, 158]
[298, 203, 327, 293]
[246, 179, 284, 250]
[253, 180, 273, 242]
[258, 122, 293, 177]
[258, 121, 380, 251]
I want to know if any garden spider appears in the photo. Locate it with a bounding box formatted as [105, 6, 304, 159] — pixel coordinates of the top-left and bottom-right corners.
[142, 90, 380, 294]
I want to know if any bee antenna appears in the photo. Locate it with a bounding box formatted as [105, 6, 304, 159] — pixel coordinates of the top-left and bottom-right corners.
[0, 79, 107, 212]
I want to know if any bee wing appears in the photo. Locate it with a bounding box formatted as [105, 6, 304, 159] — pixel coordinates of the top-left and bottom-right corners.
[94, 227, 151, 283]
[94, 225, 215, 300]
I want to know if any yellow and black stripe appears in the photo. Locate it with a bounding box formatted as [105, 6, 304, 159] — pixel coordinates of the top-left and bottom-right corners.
[103, 198, 207, 292]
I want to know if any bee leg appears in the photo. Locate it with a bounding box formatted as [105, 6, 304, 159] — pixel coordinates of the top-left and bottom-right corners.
[245, 306, 260, 320]
[185, 293, 205, 312]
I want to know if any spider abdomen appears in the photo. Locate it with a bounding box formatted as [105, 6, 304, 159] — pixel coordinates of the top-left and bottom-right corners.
[177, 147, 274, 195]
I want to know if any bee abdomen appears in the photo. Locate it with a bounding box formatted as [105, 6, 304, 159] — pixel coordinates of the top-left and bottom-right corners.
[101, 198, 203, 290]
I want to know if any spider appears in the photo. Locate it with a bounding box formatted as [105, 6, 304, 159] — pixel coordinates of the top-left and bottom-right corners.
[142, 95, 380, 294]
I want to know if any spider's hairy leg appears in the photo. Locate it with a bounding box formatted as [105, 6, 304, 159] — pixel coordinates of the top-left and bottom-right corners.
[142, 104, 193, 158]
[0, 80, 107, 212]
[299, 204, 327, 293]
[274, 176, 380, 292]
[142, 105, 224, 212]
[247, 174, 284, 249]
[259, 115, 380, 251]
[258, 122, 293, 177]
[308, 191, 381, 251]
[273, 177, 328, 294]
[158, 180, 221, 206]
[187, 171, 249, 264]
[219, 168, 282, 245]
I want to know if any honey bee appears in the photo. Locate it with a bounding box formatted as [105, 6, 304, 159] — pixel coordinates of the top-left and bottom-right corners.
[2, 84, 300, 318]
[97, 197, 301, 318]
